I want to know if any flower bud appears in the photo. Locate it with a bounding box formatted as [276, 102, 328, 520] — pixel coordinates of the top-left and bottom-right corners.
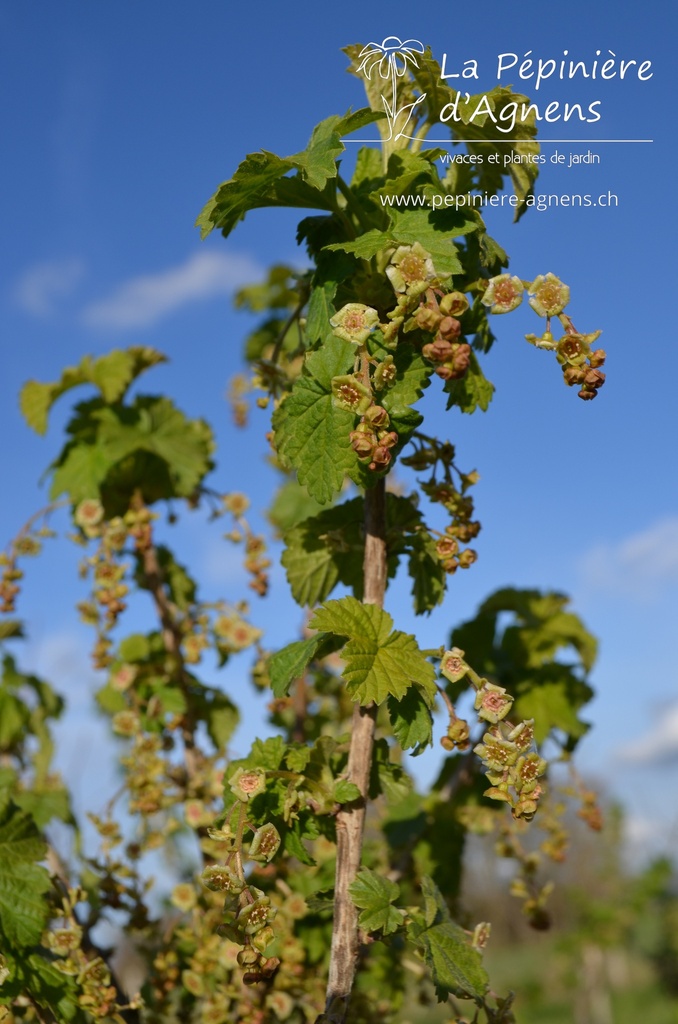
[584, 368, 606, 389]
[364, 405, 390, 428]
[435, 536, 459, 560]
[237, 947, 260, 968]
[414, 305, 442, 332]
[562, 365, 586, 386]
[369, 446, 392, 469]
[589, 348, 606, 368]
[440, 291, 469, 317]
[373, 355, 397, 389]
[438, 316, 461, 340]
[422, 337, 454, 363]
[350, 430, 376, 460]
[377, 430, 398, 449]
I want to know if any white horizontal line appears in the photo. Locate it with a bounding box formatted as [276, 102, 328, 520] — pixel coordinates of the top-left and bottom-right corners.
[341, 138, 653, 144]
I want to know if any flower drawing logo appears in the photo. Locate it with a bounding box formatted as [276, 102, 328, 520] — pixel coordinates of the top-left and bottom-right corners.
[356, 37, 427, 141]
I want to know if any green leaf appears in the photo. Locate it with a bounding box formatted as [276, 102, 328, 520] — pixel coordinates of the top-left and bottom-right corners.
[325, 229, 392, 261]
[197, 110, 382, 239]
[118, 633, 151, 663]
[20, 348, 166, 434]
[268, 479, 327, 534]
[203, 691, 239, 748]
[370, 739, 413, 804]
[50, 396, 215, 509]
[386, 209, 463, 276]
[408, 875, 488, 1001]
[0, 620, 24, 641]
[450, 588, 596, 749]
[281, 498, 365, 607]
[349, 867, 405, 936]
[417, 920, 489, 1002]
[388, 688, 434, 753]
[269, 633, 333, 698]
[272, 336, 357, 504]
[309, 597, 436, 705]
[0, 803, 51, 946]
[334, 780, 361, 803]
[444, 350, 494, 413]
[514, 672, 593, 745]
[305, 282, 337, 345]
[15, 786, 73, 828]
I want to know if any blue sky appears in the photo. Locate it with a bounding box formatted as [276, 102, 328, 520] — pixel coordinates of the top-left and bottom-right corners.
[1, 0, 676, 859]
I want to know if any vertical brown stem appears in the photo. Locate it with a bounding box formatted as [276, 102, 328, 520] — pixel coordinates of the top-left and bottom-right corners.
[324, 478, 386, 1021]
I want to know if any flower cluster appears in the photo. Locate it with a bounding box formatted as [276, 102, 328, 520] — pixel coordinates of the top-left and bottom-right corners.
[218, 491, 270, 597]
[440, 648, 546, 821]
[201, 772, 283, 985]
[482, 272, 606, 401]
[402, 438, 481, 575]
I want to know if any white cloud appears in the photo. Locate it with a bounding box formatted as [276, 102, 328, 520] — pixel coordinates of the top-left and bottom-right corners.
[618, 703, 678, 764]
[80, 250, 263, 330]
[14, 258, 84, 317]
[579, 517, 678, 598]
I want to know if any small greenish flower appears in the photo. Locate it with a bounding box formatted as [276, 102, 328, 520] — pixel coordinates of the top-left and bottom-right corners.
[474, 682, 514, 724]
[481, 274, 524, 314]
[507, 719, 535, 751]
[331, 374, 373, 415]
[237, 896, 276, 935]
[373, 355, 397, 390]
[440, 647, 468, 684]
[329, 303, 379, 345]
[200, 864, 244, 894]
[229, 766, 267, 802]
[214, 615, 262, 651]
[249, 823, 281, 863]
[386, 243, 436, 296]
[206, 824, 234, 843]
[111, 710, 139, 737]
[440, 291, 469, 317]
[74, 498, 104, 530]
[182, 969, 204, 997]
[512, 753, 546, 792]
[528, 273, 570, 317]
[525, 331, 557, 350]
[474, 732, 519, 772]
[556, 333, 590, 367]
[170, 883, 197, 912]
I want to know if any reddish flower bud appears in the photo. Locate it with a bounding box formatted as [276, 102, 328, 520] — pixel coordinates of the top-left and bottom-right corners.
[422, 337, 454, 363]
[369, 446, 392, 469]
[364, 405, 390, 428]
[584, 368, 606, 389]
[438, 316, 461, 340]
[562, 365, 586, 386]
